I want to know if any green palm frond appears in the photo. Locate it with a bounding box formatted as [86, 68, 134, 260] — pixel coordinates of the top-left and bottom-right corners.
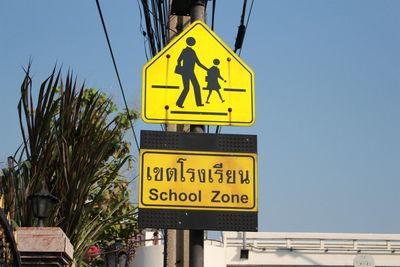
[1, 65, 138, 265]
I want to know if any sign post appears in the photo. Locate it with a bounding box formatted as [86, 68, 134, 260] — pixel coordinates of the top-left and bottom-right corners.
[140, 7, 257, 266]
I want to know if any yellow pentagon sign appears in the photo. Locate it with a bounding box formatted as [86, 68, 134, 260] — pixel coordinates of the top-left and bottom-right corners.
[142, 21, 255, 126]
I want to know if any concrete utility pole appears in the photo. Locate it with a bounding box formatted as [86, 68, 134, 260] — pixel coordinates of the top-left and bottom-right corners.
[164, 12, 189, 266]
[164, 6, 189, 267]
[164, 1, 206, 267]
[191, 0, 206, 22]
[189, 1, 206, 267]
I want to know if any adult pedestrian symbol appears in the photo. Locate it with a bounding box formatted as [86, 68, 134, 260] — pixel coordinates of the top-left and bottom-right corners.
[175, 36, 208, 108]
[142, 21, 255, 126]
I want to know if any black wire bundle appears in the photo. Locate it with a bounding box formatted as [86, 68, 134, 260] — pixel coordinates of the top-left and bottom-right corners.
[139, 0, 170, 58]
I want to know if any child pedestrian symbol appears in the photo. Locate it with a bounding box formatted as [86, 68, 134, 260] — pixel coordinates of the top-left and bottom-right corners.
[205, 59, 226, 104]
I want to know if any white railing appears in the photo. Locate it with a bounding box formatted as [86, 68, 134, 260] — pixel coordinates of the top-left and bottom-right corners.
[223, 232, 400, 254]
[205, 238, 224, 247]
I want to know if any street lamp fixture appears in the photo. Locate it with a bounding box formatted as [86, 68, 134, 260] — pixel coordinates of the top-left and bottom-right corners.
[28, 182, 58, 227]
[105, 240, 128, 267]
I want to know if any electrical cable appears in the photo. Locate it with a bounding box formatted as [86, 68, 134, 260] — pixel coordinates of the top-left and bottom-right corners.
[136, 0, 150, 61]
[234, 0, 247, 53]
[140, 0, 175, 57]
[145, 0, 158, 56]
[143, 35, 150, 61]
[240, 0, 247, 25]
[159, 0, 169, 48]
[239, 0, 254, 56]
[95, 0, 140, 152]
[211, 0, 216, 30]
[156, 0, 167, 48]
[162, 0, 169, 41]
[245, 0, 254, 29]
[135, 0, 145, 35]
[217, 0, 255, 135]
[141, 0, 157, 56]
[150, 0, 161, 51]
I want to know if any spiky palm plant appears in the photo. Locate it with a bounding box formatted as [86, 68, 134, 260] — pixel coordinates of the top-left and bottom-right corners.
[0, 65, 137, 265]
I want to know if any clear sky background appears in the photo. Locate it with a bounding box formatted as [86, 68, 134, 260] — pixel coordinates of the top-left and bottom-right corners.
[1, 1, 399, 233]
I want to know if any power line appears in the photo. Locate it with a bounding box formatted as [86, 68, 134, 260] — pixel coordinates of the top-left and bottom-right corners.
[143, 35, 150, 61]
[211, 0, 217, 30]
[141, 0, 158, 56]
[240, 0, 248, 25]
[135, 0, 149, 60]
[239, 0, 254, 56]
[140, 0, 175, 58]
[245, 0, 255, 29]
[234, 0, 247, 53]
[95, 0, 140, 152]
[217, 0, 255, 135]
[135, 0, 146, 36]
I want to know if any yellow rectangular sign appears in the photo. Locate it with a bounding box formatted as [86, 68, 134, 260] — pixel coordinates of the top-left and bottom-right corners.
[139, 149, 258, 212]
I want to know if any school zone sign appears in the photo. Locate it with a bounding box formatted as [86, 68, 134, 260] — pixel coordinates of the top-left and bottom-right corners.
[142, 21, 255, 126]
[139, 149, 258, 211]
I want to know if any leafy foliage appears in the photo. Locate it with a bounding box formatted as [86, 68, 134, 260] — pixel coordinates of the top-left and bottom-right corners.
[0, 65, 138, 265]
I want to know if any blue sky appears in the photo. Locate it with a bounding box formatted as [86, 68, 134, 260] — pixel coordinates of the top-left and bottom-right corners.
[1, 1, 399, 233]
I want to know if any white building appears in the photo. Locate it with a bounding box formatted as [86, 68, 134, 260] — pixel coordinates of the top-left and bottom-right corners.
[131, 231, 400, 267]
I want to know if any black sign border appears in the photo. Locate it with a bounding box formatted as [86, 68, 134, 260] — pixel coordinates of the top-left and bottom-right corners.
[139, 209, 258, 232]
[139, 130, 258, 231]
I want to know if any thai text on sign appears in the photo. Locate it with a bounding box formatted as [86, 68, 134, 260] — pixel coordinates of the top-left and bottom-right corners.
[139, 150, 258, 212]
